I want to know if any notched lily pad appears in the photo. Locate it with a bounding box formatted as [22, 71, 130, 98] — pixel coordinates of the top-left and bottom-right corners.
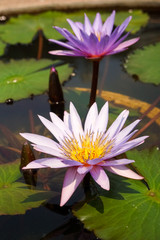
[0, 59, 73, 102]
[115, 10, 149, 33]
[0, 160, 53, 215]
[73, 148, 160, 240]
[0, 10, 149, 44]
[125, 43, 160, 85]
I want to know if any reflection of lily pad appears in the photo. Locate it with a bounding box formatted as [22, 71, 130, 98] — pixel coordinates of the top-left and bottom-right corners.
[0, 160, 53, 215]
[0, 41, 6, 56]
[0, 59, 73, 102]
[0, 10, 149, 44]
[125, 43, 160, 85]
[73, 148, 160, 240]
[115, 10, 149, 33]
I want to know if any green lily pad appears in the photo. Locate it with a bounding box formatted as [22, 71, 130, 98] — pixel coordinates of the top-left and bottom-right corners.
[0, 41, 6, 56]
[73, 148, 160, 240]
[0, 160, 53, 215]
[124, 43, 160, 85]
[0, 59, 73, 102]
[0, 12, 56, 44]
[0, 10, 149, 44]
[115, 10, 149, 33]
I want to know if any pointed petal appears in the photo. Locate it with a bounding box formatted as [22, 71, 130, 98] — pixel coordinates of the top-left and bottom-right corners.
[84, 13, 93, 35]
[99, 158, 135, 166]
[32, 144, 64, 158]
[63, 111, 71, 129]
[20, 133, 60, 151]
[102, 10, 115, 36]
[60, 167, 85, 206]
[113, 37, 139, 52]
[90, 166, 110, 190]
[67, 19, 82, 40]
[93, 102, 109, 137]
[22, 158, 68, 169]
[87, 156, 108, 165]
[84, 102, 98, 133]
[106, 165, 143, 179]
[23, 159, 49, 169]
[105, 109, 129, 140]
[115, 119, 140, 144]
[104, 25, 120, 50]
[75, 21, 84, 30]
[53, 26, 69, 39]
[105, 136, 148, 159]
[87, 33, 100, 55]
[50, 112, 72, 137]
[93, 13, 102, 33]
[63, 29, 89, 52]
[107, 31, 130, 52]
[113, 129, 138, 151]
[49, 50, 84, 57]
[38, 115, 65, 143]
[77, 165, 93, 174]
[69, 102, 84, 143]
[97, 35, 109, 55]
[41, 158, 82, 168]
[49, 38, 75, 50]
[118, 16, 132, 35]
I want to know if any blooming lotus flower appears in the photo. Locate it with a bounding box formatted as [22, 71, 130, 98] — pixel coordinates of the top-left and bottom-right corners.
[20, 102, 147, 206]
[49, 11, 139, 60]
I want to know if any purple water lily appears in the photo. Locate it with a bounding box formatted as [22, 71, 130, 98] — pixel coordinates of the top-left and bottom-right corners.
[20, 102, 147, 206]
[49, 11, 139, 59]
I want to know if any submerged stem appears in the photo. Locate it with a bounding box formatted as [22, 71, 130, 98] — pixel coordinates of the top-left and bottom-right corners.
[140, 95, 160, 120]
[131, 112, 160, 140]
[89, 60, 100, 107]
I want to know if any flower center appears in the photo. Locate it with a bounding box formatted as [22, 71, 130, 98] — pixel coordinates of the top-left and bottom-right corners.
[61, 132, 113, 163]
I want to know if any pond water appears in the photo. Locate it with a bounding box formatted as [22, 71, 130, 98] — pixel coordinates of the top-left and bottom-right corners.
[0, 9, 159, 240]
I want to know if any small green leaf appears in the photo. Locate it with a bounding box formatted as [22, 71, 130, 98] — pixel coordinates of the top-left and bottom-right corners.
[125, 43, 160, 85]
[73, 148, 160, 240]
[0, 41, 6, 56]
[115, 10, 149, 33]
[0, 160, 53, 215]
[0, 59, 73, 102]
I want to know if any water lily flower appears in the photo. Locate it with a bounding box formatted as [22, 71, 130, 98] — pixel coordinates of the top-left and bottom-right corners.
[49, 11, 139, 60]
[20, 102, 147, 206]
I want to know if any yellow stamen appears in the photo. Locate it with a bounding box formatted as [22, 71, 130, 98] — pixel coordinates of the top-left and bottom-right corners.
[96, 32, 101, 41]
[60, 132, 113, 164]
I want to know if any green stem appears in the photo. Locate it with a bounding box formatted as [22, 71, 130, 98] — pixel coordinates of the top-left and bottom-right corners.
[89, 60, 100, 107]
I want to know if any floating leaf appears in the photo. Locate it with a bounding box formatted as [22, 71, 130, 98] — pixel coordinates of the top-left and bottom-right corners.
[0, 41, 6, 56]
[0, 10, 149, 44]
[0, 12, 55, 44]
[0, 59, 73, 102]
[0, 160, 53, 215]
[73, 148, 160, 240]
[115, 10, 149, 33]
[125, 43, 160, 85]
